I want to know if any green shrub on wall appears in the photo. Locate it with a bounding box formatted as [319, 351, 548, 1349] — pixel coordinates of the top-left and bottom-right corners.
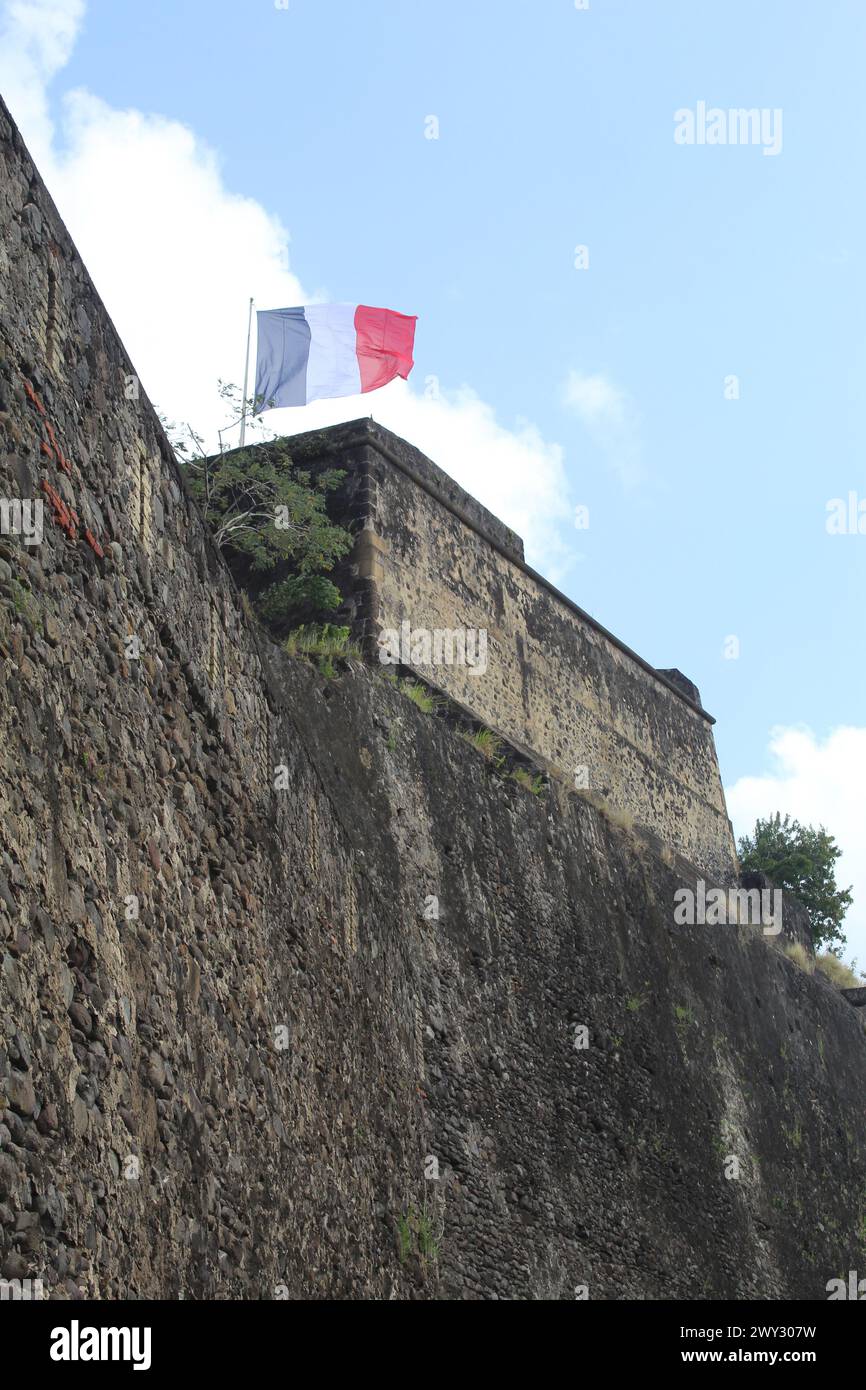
[164, 383, 352, 638]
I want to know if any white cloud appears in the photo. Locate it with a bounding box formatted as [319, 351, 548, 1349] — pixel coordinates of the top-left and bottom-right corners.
[0, 0, 573, 576]
[0, 0, 84, 165]
[726, 726, 866, 964]
[562, 369, 644, 487]
[42, 89, 307, 446]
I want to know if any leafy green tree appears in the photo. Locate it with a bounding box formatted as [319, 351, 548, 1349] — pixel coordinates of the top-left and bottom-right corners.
[163, 383, 352, 639]
[737, 812, 853, 953]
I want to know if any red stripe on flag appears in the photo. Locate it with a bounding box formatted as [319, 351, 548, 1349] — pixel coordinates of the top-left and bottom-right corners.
[354, 305, 417, 394]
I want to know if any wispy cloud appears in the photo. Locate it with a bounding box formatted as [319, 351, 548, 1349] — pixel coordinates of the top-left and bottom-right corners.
[0, 0, 85, 164]
[562, 369, 644, 487]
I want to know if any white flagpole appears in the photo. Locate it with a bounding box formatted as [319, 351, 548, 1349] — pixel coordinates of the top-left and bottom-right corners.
[239, 296, 254, 447]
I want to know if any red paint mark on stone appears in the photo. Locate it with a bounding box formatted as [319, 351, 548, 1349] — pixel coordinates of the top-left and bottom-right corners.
[40, 480, 78, 541]
[21, 376, 72, 473]
[21, 377, 46, 416]
[44, 420, 71, 474]
[41, 482, 103, 559]
[84, 528, 104, 559]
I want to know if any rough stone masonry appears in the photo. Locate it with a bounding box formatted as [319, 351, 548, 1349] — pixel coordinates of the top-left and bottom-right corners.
[2, 93, 866, 1300]
[258, 418, 738, 883]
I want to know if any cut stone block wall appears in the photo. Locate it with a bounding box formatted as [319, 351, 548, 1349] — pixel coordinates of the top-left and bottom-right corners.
[288, 420, 737, 881]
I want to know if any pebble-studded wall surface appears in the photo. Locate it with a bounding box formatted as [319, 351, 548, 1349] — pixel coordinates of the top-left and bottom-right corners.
[2, 96, 866, 1301]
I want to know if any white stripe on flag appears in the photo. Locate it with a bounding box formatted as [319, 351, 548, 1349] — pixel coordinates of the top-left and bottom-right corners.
[304, 303, 361, 404]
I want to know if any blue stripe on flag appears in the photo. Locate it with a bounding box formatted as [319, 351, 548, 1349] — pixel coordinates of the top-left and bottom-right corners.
[254, 308, 311, 411]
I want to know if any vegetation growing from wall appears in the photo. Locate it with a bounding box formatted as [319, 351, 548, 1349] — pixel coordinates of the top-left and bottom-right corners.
[283, 624, 361, 678]
[510, 767, 545, 796]
[462, 727, 504, 765]
[815, 953, 862, 990]
[784, 944, 863, 991]
[396, 1202, 442, 1267]
[164, 384, 352, 638]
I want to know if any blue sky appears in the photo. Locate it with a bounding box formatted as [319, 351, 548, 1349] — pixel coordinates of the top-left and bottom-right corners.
[2, 0, 864, 955]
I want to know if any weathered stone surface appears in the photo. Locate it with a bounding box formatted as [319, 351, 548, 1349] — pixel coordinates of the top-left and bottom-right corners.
[1, 92, 866, 1305]
[4, 1072, 36, 1118]
[285, 418, 737, 881]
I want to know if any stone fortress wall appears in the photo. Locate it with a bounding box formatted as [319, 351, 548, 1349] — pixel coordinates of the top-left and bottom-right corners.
[0, 94, 435, 1299]
[5, 95, 866, 1304]
[287, 420, 738, 881]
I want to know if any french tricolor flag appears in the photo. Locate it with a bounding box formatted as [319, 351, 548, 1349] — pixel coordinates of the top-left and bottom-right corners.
[254, 303, 417, 411]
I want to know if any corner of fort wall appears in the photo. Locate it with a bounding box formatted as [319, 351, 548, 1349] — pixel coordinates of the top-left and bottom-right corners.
[289, 419, 738, 881]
